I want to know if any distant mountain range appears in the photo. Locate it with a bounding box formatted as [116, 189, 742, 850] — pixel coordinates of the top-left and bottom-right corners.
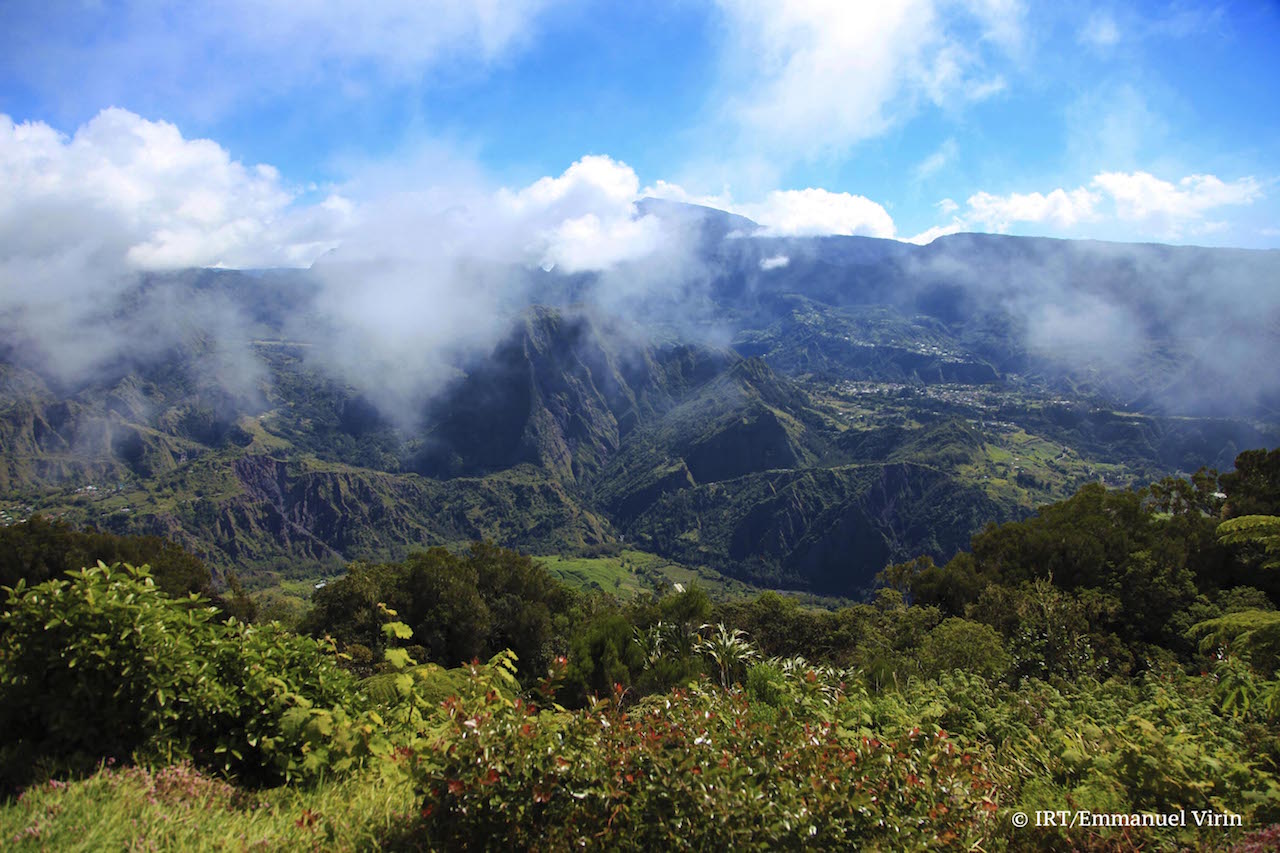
[2, 201, 1277, 596]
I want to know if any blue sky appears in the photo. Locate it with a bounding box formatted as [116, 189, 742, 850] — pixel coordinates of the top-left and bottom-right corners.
[1, 0, 1278, 273]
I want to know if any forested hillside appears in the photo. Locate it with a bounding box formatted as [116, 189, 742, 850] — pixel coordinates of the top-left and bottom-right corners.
[4, 209, 1280, 848]
[3, 212, 1278, 599]
[3, 449, 1279, 849]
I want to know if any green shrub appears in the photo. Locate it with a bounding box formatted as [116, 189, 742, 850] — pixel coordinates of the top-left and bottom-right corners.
[402, 664, 1000, 850]
[917, 617, 1011, 680]
[0, 563, 364, 790]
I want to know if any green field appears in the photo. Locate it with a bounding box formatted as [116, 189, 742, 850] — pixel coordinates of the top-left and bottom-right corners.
[535, 548, 755, 600]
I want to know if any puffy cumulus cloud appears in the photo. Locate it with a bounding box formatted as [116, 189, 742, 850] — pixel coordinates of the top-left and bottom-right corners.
[739, 189, 897, 238]
[497, 155, 667, 272]
[0, 108, 346, 274]
[645, 180, 897, 239]
[301, 154, 696, 418]
[1091, 171, 1262, 227]
[966, 187, 1101, 231]
[950, 171, 1262, 239]
[713, 0, 1022, 160]
[0, 108, 349, 390]
[503, 155, 639, 215]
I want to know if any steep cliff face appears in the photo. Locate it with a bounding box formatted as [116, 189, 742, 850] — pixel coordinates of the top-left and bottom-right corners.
[0, 385, 195, 491]
[593, 355, 835, 522]
[98, 452, 613, 575]
[684, 408, 803, 483]
[414, 308, 733, 486]
[627, 462, 1008, 595]
[415, 310, 625, 482]
[0, 357, 254, 492]
[6, 233, 1277, 595]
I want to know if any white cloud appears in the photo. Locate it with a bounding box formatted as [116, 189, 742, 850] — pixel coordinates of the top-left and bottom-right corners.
[966, 187, 1101, 231]
[503, 154, 640, 216]
[0, 114, 667, 292]
[539, 212, 665, 273]
[302, 152, 710, 415]
[1090, 171, 1262, 225]
[921, 170, 1262, 241]
[936, 198, 960, 215]
[641, 179, 737, 213]
[759, 254, 791, 270]
[0, 108, 353, 390]
[0, 108, 345, 274]
[905, 220, 966, 244]
[913, 138, 958, 182]
[713, 0, 1023, 160]
[0, 112, 689, 401]
[736, 189, 897, 238]
[496, 155, 667, 273]
[644, 181, 896, 238]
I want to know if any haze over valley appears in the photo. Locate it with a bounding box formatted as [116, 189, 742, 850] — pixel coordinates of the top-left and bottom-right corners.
[3, 199, 1277, 596]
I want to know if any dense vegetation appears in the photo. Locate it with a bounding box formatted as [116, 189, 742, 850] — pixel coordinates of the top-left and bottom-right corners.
[6, 253, 1278, 599]
[2, 449, 1280, 849]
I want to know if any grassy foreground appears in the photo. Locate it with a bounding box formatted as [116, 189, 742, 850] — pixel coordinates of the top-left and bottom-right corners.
[0, 764, 415, 852]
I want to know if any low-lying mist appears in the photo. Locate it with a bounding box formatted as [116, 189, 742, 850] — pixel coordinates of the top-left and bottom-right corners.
[2, 124, 1278, 432]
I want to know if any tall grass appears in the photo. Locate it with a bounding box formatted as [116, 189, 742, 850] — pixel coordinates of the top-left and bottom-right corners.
[0, 763, 415, 852]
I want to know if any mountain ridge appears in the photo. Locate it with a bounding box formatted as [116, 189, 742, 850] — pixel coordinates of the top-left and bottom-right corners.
[3, 213, 1278, 596]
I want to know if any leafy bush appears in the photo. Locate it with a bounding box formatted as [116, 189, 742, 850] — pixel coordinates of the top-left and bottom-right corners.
[401, 661, 1000, 850]
[0, 516, 211, 599]
[917, 617, 1011, 680]
[304, 544, 578, 683]
[0, 563, 363, 790]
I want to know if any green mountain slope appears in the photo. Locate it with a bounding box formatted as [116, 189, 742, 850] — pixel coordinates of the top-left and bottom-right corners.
[3, 217, 1279, 598]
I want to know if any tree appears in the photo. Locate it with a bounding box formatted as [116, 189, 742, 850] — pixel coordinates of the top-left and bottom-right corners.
[1188, 610, 1280, 674]
[917, 618, 1010, 680]
[1220, 448, 1280, 518]
[1217, 516, 1280, 571]
[0, 515, 210, 599]
[878, 555, 934, 601]
[565, 614, 645, 701]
